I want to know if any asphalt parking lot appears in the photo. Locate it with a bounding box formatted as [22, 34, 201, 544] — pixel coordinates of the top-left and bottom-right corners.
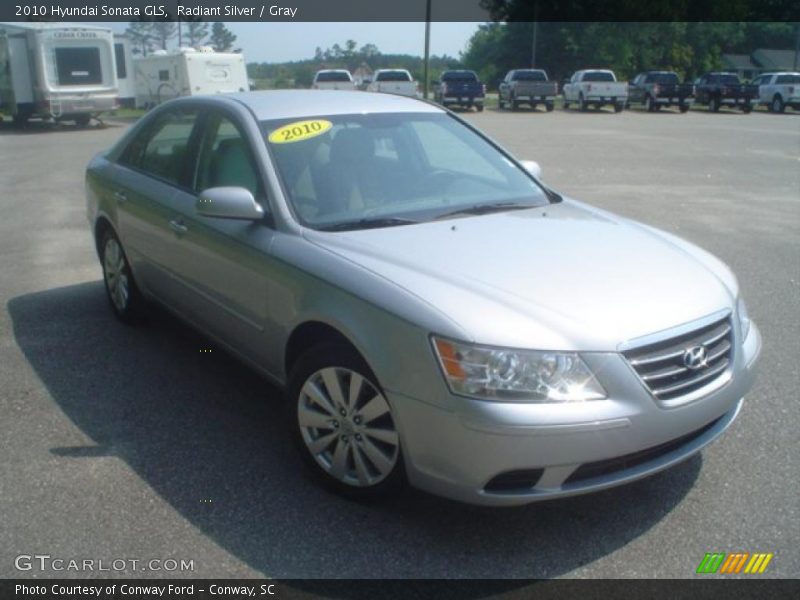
[0, 106, 798, 581]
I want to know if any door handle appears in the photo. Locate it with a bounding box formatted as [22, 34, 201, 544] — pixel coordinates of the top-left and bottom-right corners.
[169, 218, 188, 236]
[114, 190, 128, 202]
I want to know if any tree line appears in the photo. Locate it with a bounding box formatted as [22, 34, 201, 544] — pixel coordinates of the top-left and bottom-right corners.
[125, 20, 239, 55]
[462, 22, 799, 87]
[247, 40, 462, 89]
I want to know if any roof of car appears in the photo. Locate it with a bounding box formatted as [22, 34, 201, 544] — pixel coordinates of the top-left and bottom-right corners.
[222, 90, 443, 121]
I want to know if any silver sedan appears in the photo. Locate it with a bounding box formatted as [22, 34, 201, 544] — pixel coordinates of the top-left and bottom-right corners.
[85, 91, 761, 506]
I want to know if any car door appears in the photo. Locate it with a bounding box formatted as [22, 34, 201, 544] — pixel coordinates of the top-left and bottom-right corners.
[629, 74, 643, 103]
[112, 107, 203, 303]
[162, 108, 280, 371]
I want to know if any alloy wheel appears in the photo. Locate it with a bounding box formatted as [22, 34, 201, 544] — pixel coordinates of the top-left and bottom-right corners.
[298, 367, 399, 487]
[103, 237, 129, 312]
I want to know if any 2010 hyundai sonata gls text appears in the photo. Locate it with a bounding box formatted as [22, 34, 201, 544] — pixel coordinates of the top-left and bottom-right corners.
[85, 91, 761, 506]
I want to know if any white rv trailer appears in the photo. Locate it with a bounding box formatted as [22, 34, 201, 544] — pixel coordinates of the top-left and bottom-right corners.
[134, 47, 249, 109]
[0, 22, 117, 125]
[113, 33, 135, 108]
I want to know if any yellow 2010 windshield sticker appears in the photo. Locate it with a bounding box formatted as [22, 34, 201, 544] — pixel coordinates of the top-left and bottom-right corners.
[268, 119, 332, 144]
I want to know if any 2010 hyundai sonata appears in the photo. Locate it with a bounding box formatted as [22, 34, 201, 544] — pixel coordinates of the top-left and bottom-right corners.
[85, 91, 761, 506]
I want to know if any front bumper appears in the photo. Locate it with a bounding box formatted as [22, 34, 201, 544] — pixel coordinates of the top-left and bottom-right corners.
[390, 322, 761, 506]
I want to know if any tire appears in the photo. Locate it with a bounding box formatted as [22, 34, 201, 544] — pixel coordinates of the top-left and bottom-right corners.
[645, 94, 655, 112]
[511, 95, 519, 111]
[563, 99, 570, 110]
[578, 93, 587, 112]
[75, 114, 91, 127]
[742, 104, 752, 114]
[710, 96, 721, 112]
[771, 95, 785, 114]
[12, 113, 29, 127]
[679, 103, 690, 113]
[475, 103, 484, 112]
[498, 97, 505, 110]
[100, 228, 145, 323]
[614, 102, 624, 113]
[545, 102, 554, 112]
[288, 343, 405, 500]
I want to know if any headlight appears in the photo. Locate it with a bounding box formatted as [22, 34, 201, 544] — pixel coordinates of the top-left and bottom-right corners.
[737, 297, 751, 340]
[432, 337, 606, 402]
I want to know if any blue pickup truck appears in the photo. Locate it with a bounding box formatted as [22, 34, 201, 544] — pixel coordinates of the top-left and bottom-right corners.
[433, 70, 486, 111]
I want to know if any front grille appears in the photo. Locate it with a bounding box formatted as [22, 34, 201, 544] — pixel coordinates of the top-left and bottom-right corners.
[564, 416, 722, 485]
[623, 316, 734, 401]
[484, 469, 544, 493]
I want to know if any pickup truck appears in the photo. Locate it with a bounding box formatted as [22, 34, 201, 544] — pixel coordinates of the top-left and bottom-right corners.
[563, 70, 628, 112]
[751, 71, 800, 113]
[498, 69, 557, 111]
[628, 71, 694, 113]
[311, 69, 355, 91]
[694, 72, 757, 113]
[367, 69, 418, 97]
[434, 70, 485, 112]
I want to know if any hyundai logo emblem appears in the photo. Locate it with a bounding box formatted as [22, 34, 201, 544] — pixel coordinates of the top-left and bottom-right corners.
[683, 345, 709, 370]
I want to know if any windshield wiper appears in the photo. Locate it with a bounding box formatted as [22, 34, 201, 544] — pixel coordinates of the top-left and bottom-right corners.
[318, 216, 420, 232]
[433, 201, 535, 221]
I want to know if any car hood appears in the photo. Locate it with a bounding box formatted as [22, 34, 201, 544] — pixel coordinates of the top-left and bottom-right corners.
[303, 200, 736, 351]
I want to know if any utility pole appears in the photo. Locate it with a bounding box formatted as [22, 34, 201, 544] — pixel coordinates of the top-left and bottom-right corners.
[423, 0, 432, 99]
[531, 21, 538, 68]
[794, 22, 799, 71]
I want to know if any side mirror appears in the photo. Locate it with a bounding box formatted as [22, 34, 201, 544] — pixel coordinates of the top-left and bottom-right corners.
[196, 187, 264, 220]
[520, 160, 542, 179]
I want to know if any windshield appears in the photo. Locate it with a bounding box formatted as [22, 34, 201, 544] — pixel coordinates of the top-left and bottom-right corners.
[376, 71, 412, 82]
[316, 71, 351, 82]
[513, 70, 547, 82]
[262, 113, 548, 230]
[442, 71, 478, 82]
[583, 71, 615, 82]
[646, 72, 679, 84]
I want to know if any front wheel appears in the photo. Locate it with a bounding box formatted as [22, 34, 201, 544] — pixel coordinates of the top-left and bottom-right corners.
[545, 102, 554, 112]
[771, 95, 785, 114]
[614, 102, 624, 113]
[679, 103, 690, 113]
[710, 96, 721, 112]
[742, 104, 752, 114]
[289, 343, 405, 499]
[645, 94, 655, 112]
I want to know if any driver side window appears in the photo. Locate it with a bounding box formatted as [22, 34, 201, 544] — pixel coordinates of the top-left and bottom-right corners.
[194, 114, 263, 201]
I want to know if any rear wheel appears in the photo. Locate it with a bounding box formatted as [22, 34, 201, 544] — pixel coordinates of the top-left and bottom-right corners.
[563, 99, 570, 110]
[475, 103, 484, 112]
[100, 229, 145, 323]
[679, 103, 690, 113]
[498, 96, 505, 109]
[289, 343, 404, 499]
[710, 96, 721, 112]
[614, 102, 624, 113]
[545, 102, 554, 112]
[645, 94, 655, 112]
[75, 115, 91, 127]
[771, 95, 785, 114]
[578, 93, 587, 112]
[742, 104, 752, 114]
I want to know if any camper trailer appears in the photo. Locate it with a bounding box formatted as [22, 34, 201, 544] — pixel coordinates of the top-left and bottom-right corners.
[113, 33, 135, 108]
[134, 47, 248, 109]
[0, 22, 118, 125]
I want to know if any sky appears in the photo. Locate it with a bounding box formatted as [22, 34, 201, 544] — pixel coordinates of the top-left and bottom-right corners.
[108, 22, 481, 62]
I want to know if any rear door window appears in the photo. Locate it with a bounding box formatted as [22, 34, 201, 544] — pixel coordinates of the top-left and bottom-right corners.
[121, 109, 201, 187]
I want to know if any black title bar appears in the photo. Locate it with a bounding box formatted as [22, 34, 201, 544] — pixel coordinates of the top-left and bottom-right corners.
[1, 0, 798, 23]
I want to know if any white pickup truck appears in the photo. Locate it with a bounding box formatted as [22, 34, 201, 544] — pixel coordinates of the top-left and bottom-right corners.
[563, 69, 628, 112]
[367, 69, 418, 97]
[751, 72, 800, 113]
[311, 69, 355, 91]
